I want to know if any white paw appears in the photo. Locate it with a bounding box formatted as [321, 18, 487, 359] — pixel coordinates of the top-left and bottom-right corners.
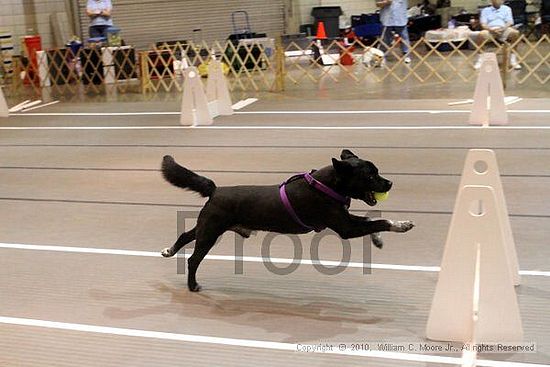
[161, 247, 174, 257]
[371, 233, 384, 249]
[390, 221, 415, 233]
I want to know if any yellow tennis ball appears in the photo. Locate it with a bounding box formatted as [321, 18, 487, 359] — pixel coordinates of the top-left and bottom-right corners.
[374, 192, 389, 201]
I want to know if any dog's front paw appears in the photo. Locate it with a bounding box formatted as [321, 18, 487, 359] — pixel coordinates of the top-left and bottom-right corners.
[371, 233, 384, 249]
[390, 220, 415, 233]
[161, 247, 174, 257]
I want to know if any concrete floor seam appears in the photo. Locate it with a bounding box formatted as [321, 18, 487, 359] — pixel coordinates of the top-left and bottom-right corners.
[3, 145, 550, 150]
[1, 166, 550, 179]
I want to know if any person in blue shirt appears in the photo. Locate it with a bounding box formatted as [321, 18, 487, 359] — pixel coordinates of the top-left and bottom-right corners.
[474, 0, 521, 69]
[87, 0, 113, 39]
[376, 0, 412, 64]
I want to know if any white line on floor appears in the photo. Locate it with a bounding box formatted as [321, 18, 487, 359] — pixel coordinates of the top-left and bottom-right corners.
[0, 316, 546, 367]
[184, 126, 550, 130]
[2, 125, 550, 131]
[0, 126, 186, 130]
[12, 112, 179, 116]
[235, 109, 550, 115]
[8, 109, 550, 117]
[0, 242, 548, 277]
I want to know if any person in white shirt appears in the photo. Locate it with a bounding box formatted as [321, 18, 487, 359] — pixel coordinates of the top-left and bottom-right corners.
[474, 0, 521, 69]
[87, 0, 113, 39]
[376, 0, 412, 64]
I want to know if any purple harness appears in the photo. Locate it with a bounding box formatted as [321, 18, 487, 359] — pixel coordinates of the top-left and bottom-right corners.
[279, 171, 350, 232]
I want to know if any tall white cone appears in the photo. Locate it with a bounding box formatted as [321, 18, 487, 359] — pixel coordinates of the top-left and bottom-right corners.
[469, 53, 508, 126]
[180, 67, 212, 126]
[206, 60, 233, 116]
[426, 184, 523, 343]
[457, 149, 520, 285]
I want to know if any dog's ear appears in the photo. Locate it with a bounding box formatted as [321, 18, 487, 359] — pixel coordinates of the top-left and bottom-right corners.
[340, 149, 358, 160]
[332, 158, 353, 175]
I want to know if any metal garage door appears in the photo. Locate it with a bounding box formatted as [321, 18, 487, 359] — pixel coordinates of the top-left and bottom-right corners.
[77, 0, 285, 50]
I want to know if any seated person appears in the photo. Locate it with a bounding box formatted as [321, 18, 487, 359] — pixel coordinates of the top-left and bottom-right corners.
[474, 0, 521, 69]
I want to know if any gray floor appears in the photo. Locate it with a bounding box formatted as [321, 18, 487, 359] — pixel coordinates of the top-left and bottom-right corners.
[0, 98, 549, 366]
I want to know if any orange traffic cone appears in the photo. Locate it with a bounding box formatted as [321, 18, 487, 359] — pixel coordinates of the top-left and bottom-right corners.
[316, 21, 328, 39]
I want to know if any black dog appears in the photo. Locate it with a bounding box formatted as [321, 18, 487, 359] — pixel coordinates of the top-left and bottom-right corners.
[161, 149, 414, 292]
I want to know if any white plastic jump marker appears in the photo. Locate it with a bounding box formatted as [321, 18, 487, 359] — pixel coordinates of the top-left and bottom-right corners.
[8, 99, 31, 113]
[458, 149, 520, 286]
[469, 53, 508, 126]
[504, 96, 522, 106]
[205, 60, 233, 116]
[426, 185, 523, 343]
[22, 100, 60, 112]
[18, 100, 42, 110]
[232, 98, 258, 110]
[180, 67, 212, 126]
[0, 86, 8, 118]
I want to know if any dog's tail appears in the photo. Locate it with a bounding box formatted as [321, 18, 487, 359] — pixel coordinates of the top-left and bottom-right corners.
[161, 155, 216, 197]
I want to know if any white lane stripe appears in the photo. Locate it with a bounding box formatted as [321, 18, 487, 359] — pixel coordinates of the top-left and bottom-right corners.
[1, 125, 550, 131]
[0, 316, 546, 367]
[187, 126, 550, 130]
[11, 112, 179, 116]
[518, 270, 550, 277]
[8, 109, 550, 116]
[0, 126, 187, 130]
[0, 243, 161, 257]
[0, 242, 548, 277]
[235, 109, 550, 114]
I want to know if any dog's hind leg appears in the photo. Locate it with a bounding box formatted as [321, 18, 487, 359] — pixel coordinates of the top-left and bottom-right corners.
[161, 227, 196, 258]
[187, 227, 225, 292]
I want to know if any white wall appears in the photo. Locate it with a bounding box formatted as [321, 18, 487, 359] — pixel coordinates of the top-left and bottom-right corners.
[0, 0, 70, 54]
[297, 0, 378, 26]
[295, 0, 489, 27]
